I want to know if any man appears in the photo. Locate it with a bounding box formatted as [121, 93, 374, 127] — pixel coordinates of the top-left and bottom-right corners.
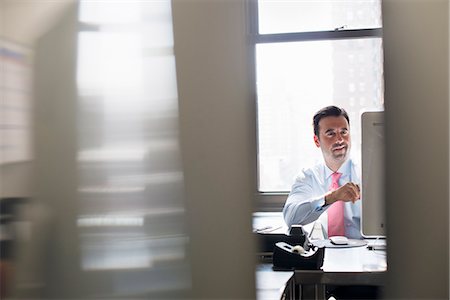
[283, 105, 362, 239]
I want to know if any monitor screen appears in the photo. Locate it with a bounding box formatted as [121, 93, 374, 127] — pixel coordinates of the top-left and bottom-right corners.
[361, 111, 386, 237]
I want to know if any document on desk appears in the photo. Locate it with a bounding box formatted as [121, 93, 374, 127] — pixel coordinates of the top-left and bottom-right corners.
[253, 226, 283, 233]
[252, 212, 288, 234]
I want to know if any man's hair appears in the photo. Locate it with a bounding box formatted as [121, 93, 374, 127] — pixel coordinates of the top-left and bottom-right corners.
[313, 106, 350, 137]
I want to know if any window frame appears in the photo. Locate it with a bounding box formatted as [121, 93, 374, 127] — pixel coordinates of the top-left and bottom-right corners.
[247, 0, 383, 211]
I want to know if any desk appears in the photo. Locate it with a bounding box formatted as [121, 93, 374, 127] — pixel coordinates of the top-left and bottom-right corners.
[295, 245, 386, 299]
[254, 212, 387, 300]
[256, 245, 386, 300]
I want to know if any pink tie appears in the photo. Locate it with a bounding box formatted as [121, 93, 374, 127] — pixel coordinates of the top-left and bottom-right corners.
[327, 172, 345, 237]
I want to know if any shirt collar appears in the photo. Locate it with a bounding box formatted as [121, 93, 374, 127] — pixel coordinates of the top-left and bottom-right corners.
[324, 158, 351, 180]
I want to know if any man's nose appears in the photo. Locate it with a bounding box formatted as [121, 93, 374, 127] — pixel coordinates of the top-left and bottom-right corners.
[335, 133, 344, 142]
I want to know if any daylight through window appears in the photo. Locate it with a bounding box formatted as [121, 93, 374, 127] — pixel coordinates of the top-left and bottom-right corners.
[252, 0, 384, 195]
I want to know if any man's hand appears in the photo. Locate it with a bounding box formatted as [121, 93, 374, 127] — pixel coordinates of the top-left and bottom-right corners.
[325, 182, 360, 205]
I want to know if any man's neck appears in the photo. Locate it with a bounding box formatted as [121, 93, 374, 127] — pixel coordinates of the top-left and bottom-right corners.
[325, 159, 348, 173]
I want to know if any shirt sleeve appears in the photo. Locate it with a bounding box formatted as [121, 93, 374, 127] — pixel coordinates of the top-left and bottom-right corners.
[283, 170, 329, 227]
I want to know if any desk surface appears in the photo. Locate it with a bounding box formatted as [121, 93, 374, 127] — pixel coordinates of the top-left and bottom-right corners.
[256, 246, 386, 300]
[323, 245, 386, 272]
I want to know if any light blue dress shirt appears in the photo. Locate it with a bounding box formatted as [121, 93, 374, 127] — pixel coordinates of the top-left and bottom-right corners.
[283, 159, 362, 239]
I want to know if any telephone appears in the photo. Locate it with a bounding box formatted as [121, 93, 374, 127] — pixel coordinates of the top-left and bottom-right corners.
[255, 224, 310, 255]
[272, 242, 325, 270]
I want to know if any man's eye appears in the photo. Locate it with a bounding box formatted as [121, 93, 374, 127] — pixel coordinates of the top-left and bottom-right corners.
[326, 132, 335, 137]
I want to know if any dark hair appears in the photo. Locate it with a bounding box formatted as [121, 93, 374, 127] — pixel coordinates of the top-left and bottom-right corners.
[313, 106, 350, 137]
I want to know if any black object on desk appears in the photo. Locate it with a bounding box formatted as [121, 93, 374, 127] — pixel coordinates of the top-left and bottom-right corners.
[273, 242, 325, 271]
[255, 224, 310, 255]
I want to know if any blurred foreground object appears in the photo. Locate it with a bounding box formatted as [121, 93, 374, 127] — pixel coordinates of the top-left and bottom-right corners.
[11, 1, 190, 298]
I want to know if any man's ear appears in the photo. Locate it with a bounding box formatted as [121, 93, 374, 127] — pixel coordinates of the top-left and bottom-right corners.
[314, 135, 320, 148]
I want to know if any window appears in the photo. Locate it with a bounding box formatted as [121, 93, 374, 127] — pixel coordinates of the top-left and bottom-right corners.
[251, 0, 384, 205]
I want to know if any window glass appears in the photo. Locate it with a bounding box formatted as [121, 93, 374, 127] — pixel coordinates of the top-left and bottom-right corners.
[256, 38, 384, 192]
[258, 0, 382, 34]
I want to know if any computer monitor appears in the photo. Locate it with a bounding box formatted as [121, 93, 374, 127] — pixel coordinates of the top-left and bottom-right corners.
[361, 111, 386, 237]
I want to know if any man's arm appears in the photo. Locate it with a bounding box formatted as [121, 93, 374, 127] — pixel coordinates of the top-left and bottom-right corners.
[282, 172, 327, 227]
[283, 174, 360, 227]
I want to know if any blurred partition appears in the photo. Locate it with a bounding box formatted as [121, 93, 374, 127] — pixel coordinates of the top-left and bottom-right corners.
[13, 1, 190, 298]
[382, 0, 449, 298]
[171, 0, 257, 299]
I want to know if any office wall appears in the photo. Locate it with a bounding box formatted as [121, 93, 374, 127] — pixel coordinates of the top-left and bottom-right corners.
[0, 1, 74, 199]
[383, 0, 449, 298]
[172, 0, 257, 298]
[0, 0, 73, 46]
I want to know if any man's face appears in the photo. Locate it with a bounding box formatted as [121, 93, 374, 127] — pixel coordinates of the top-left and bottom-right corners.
[314, 115, 351, 167]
